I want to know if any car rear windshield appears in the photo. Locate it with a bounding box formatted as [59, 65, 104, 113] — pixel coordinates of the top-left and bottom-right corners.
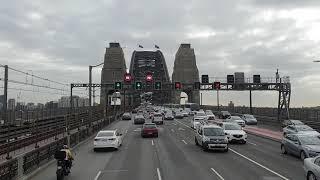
[204, 128, 224, 136]
[296, 125, 313, 131]
[245, 115, 254, 118]
[97, 132, 114, 137]
[144, 124, 156, 128]
[299, 136, 320, 145]
[224, 124, 241, 130]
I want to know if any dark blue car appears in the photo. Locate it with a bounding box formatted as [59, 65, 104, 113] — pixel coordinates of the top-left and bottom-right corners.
[281, 134, 320, 160]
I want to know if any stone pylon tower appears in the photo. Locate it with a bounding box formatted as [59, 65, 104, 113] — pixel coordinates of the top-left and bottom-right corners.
[100, 43, 127, 107]
[172, 44, 200, 104]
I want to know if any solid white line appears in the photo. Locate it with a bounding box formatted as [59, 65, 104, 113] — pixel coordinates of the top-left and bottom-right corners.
[171, 129, 175, 132]
[125, 130, 128, 134]
[182, 140, 188, 145]
[229, 148, 289, 180]
[157, 168, 162, 180]
[152, 140, 154, 146]
[94, 171, 101, 180]
[247, 141, 257, 146]
[210, 168, 225, 180]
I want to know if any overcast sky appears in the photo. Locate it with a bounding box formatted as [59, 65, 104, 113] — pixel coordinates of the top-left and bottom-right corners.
[0, 0, 320, 107]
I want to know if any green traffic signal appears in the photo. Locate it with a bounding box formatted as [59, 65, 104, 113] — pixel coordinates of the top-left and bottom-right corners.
[114, 82, 122, 90]
[155, 82, 161, 90]
[135, 82, 142, 90]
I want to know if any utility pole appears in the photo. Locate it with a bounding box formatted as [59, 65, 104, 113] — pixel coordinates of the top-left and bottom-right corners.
[3, 65, 8, 124]
[217, 89, 220, 111]
[93, 87, 95, 106]
[89, 66, 92, 128]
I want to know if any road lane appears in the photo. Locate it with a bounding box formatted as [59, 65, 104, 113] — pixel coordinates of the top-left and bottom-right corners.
[31, 120, 132, 180]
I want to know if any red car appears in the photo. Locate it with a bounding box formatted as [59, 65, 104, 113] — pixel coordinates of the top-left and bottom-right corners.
[141, 123, 158, 138]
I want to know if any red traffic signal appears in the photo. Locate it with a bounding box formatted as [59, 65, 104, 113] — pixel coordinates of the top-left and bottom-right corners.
[146, 72, 153, 82]
[124, 73, 132, 83]
[175, 82, 182, 89]
[214, 82, 221, 89]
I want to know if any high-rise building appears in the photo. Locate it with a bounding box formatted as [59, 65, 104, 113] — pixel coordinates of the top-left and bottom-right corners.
[8, 99, 15, 110]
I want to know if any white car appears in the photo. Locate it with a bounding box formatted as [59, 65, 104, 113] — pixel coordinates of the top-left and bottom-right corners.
[192, 112, 207, 129]
[221, 122, 247, 144]
[227, 116, 246, 127]
[94, 130, 122, 151]
[181, 110, 189, 117]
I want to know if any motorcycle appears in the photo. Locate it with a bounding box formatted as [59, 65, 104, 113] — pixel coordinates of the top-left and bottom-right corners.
[54, 151, 71, 180]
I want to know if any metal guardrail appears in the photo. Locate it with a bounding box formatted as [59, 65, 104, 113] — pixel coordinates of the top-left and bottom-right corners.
[0, 159, 18, 180]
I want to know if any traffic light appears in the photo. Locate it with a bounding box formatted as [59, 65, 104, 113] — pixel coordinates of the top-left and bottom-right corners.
[201, 75, 209, 83]
[146, 72, 153, 82]
[135, 82, 142, 90]
[175, 82, 181, 90]
[214, 81, 221, 90]
[114, 81, 122, 90]
[124, 73, 132, 83]
[194, 82, 200, 90]
[155, 81, 162, 90]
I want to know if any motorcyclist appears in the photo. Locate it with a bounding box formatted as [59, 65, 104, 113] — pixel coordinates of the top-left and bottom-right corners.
[60, 144, 73, 172]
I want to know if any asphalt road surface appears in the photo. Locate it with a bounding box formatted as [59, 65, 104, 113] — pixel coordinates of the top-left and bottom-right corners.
[31, 116, 304, 180]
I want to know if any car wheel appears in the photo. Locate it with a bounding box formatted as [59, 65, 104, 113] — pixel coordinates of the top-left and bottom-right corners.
[195, 137, 199, 146]
[300, 151, 306, 160]
[281, 145, 287, 154]
[307, 172, 317, 180]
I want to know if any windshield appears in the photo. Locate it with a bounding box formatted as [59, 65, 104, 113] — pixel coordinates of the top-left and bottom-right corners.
[144, 124, 157, 129]
[296, 125, 313, 131]
[224, 124, 242, 130]
[230, 116, 242, 120]
[203, 128, 225, 136]
[245, 115, 254, 119]
[97, 132, 114, 137]
[299, 136, 320, 145]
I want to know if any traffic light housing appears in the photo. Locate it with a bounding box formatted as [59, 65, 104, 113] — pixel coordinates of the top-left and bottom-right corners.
[155, 82, 162, 90]
[124, 73, 132, 83]
[114, 82, 122, 90]
[135, 82, 142, 90]
[201, 75, 209, 83]
[194, 82, 200, 90]
[214, 82, 221, 90]
[175, 82, 181, 90]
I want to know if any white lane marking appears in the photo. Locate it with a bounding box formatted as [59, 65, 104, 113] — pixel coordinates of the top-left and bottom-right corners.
[125, 130, 128, 134]
[210, 168, 225, 180]
[157, 168, 162, 180]
[134, 128, 141, 132]
[173, 123, 177, 125]
[175, 119, 196, 132]
[94, 171, 101, 180]
[178, 127, 185, 131]
[102, 170, 129, 173]
[247, 141, 257, 146]
[171, 129, 175, 132]
[152, 140, 154, 146]
[229, 148, 289, 180]
[182, 140, 188, 145]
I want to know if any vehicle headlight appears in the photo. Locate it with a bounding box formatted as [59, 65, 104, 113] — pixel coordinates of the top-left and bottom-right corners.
[203, 136, 210, 142]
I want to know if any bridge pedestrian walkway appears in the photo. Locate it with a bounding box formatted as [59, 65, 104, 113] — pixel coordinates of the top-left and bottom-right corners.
[244, 125, 283, 142]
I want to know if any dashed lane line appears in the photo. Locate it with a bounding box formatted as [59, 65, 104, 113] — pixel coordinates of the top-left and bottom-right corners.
[182, 140, 188, 145]
[152, 140, 154, 146]
[94, 171, 101, 180]
[210, 168, 225, 180]
[157, 168, 162, 180]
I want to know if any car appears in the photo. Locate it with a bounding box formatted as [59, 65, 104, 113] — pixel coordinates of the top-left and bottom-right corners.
[131, 109, 138, 114]
[283, 125, 320, 136]
[181, 110, 189, 117]
[191, 111, 207, 129]
[227, 116, 245, 127]
[134, 115, 146, 125]
[152, 113, 164, 125]
[205, 110, 213, 114]
[221, 122, 247, 144]
[218, 111, 231, 119]
[241, 114, 257, 125]
[174, 111, 184, 119]
[205, 111, 216, 123]
[141, 123, 158, 138]
[94, 130, 122, 151]
[303, 156, 320, 180]
[189, 111, 196, 116]
[164, 112, 174, 120]
[281, 134, 320, 160]
[194, 124, 228, 152]
[282, 119, 304, 128]
[122, 112, 131, 120]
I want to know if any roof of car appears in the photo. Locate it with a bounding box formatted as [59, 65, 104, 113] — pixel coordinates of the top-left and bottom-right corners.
[202, 124, 221, 128]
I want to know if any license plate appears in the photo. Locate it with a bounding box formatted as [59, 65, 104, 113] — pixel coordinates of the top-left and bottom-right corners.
[148, 132, 153, 135]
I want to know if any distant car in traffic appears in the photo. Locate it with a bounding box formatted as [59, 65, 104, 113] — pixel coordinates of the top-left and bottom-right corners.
[227, 116, 245, 127]
[122, 112, 131, 120]
[152, 113, 164, 125]
[195, 124, 228, 152]
[282, 119, 304, 128]
[303, 156, 320, 180]
[141, 123, 158, 138]
[283, 125, 319, 136]
[241, 114, 257, 125]
[174, 111, 184, 119]
[134, 115, 146, 125]
[281, 134, 320, 160]
[94, 130, 122, 151]
[221, 122, 247, 144]
[164, 112, 174, 120]
[205, 110, 216, 123]
[218, 111, 231, 119]
[181, 110, 189, 117]
[131, 109, 138, 114]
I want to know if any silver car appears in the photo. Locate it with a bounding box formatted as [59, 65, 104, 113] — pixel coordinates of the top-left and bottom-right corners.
[304, 156, 320, 180]
[283, 125, 320, 136]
